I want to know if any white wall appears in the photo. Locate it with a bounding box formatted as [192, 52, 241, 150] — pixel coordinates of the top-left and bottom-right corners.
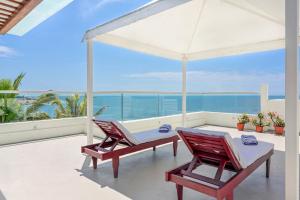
[0, 117, 86, 145]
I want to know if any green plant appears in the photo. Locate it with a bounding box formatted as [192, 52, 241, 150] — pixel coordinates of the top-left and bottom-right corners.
[0, 73, 25, 123]
[51, 94, 106, 118]
[268, 112, 285, 127]
[252, 112, 271, 127]
[0, 74, 56, 123]
[237, 113, 250, 124]
[24, 93, 57, 121]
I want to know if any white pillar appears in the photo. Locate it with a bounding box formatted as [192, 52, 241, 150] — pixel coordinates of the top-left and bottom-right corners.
[182, 58, 187, 127]
[260, 84, 269, 113]
[87, 40, 94, 144]
[285, 0, 299, 199]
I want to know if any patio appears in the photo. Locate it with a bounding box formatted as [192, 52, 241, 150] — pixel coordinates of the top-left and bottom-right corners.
[0, 125, 296, 200]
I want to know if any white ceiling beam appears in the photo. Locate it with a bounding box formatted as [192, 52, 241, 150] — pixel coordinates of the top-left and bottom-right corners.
[185, 0, 207, 52]
[223, 0, 284, 26]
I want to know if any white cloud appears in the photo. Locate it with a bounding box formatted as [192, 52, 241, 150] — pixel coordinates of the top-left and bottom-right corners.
[0, 46, 17, 57]
[80, 0, 124, 17]
[125, 70, 284, 83]
[124, 70, 285, 93]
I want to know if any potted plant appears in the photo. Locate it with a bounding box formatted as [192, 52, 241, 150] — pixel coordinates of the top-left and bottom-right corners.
[252, 112, 270, 133]
[268, 112, 285, 135]
[237, 113, 250, 131]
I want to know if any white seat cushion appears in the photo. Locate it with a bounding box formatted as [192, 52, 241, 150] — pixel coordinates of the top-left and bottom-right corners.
[112, 121, 176, 145]
[176, 128, 274, 169]
[232, 138, 274, 168]
[133, 129, 176, 144]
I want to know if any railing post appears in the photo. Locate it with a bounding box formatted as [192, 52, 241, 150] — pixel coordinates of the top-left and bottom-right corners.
[285, 0, 299, 199]
[157, 94, 160, 117]
[181, 57, 187, 127]
[121, 93, 124, 122]
[86, 39, 94, 145]
[260, 84, 269, 113]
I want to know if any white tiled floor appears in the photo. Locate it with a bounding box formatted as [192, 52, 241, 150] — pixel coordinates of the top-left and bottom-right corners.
[0, 126, 298, 200]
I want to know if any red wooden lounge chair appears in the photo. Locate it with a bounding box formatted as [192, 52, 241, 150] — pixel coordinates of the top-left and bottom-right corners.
[166, 128, 274, 200]
[81, 119, 179, 178]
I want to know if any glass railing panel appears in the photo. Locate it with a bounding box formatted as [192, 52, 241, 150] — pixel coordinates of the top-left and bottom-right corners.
[187, 95, 202, 113]
[192, 94, 260, 114]
[122, 93, 159, 120]
[159, 94, 182, 116]
[0, 91, 261, 124]
[93, 94, 122, 121]
[20, 92, 89, 120]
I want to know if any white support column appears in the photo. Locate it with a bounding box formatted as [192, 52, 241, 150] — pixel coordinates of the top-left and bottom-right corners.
[181, 58, 187, 127]
[87, 40, 94, 144]
[260, 84, 269, 113]
[285, 0, 299, 199]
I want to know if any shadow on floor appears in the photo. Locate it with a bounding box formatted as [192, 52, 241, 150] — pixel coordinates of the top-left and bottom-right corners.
[0, 190, 7, 200]
[77, 141, 294, 200]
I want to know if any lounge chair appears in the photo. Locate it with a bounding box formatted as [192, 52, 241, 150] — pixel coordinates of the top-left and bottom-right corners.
[81, 119, 179, 178]
[166, 128, 274, 200]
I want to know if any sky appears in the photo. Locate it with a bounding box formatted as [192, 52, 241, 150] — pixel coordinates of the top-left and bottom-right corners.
[0, 0, 286, 95]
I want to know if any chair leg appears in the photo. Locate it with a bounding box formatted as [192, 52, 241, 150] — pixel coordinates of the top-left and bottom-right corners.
[153, 146, 156, 151]
[226, 192, 234, 200]
[112, 156, 119, 178]
[176, 184, 183, 200]
[266, 158, 271, 178]
[92, 157, 98, 169]
[173, 140, 178, 157]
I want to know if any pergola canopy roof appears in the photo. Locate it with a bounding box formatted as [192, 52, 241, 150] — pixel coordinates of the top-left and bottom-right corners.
[84, 0, 291, 61]
[0, 0, 74, 36]
[0, 0, 41, 34]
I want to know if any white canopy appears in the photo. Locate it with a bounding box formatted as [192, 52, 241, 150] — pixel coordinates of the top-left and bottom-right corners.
[84, 0, 290, 61]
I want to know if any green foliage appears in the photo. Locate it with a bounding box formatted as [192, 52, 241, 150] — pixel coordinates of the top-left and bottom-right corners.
[0, 73, 25, 122]
[0, 73, 53, 123]
[26, 93, 56, 116]
[268, 112, 285, 127]
[52, 94, 106, 118]
[0, 73, 25, 99]
[0, 74, 106, 123]
[252, 112, 271, 127]
[26, 112, 51, 121]
[237, 113, 250, 124]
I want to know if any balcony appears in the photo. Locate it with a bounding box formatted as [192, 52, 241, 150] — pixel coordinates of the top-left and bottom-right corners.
[0, 125, 295, 200]
[0, 86, 297, 200]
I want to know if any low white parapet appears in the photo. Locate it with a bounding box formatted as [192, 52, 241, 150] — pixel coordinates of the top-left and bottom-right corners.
[92, 112, 207, 138]
[0, 117, 86, 145]
[0, 109, 282, 145]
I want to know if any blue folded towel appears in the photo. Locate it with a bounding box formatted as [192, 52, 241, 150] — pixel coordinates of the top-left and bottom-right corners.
[241, 135, 258, 145]
[159, 124, 172, 133]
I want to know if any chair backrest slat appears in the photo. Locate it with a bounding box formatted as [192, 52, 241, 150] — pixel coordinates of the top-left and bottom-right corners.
[177, 129, 242, 171]
[93, 119, 135, 146]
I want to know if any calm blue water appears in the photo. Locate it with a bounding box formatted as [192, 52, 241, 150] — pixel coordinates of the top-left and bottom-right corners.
[25, 94, 284, 121]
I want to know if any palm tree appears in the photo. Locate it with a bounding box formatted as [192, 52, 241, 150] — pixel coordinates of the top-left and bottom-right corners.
[51, 94, 106, 118]
[0, 73, 25, 122]
[0, 73, 55, 122]
[25, 93, 57, 121]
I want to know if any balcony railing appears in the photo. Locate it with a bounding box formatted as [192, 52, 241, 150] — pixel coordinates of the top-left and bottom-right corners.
[0, 90, 260, 123]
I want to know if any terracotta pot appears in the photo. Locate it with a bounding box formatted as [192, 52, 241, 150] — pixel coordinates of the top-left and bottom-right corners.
[255, 126, 264, 133]
[274, 126, 284, 135]
[237, 123, 245, 131]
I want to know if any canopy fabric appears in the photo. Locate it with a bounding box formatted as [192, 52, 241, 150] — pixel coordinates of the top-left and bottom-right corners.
[84, 0, 290, 61]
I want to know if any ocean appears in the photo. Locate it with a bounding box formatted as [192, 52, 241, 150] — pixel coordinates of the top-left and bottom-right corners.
[34, 94, 283, 121]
